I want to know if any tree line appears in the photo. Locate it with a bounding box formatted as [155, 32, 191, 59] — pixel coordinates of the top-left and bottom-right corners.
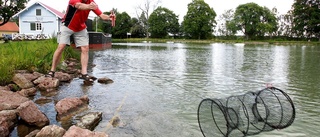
[100, 0, 319, 41]
[1, 0, 319, 41]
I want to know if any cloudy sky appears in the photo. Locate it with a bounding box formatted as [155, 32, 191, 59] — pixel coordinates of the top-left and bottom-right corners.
[27, 0, 294, 22]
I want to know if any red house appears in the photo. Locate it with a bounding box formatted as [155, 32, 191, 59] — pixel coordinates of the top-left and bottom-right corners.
[0, 21, 19, 39]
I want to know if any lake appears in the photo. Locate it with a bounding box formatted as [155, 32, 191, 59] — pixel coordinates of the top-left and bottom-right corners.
[12, 42, 320, 137]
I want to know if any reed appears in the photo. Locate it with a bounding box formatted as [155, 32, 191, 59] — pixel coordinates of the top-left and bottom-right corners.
[0, 40, 80, 85]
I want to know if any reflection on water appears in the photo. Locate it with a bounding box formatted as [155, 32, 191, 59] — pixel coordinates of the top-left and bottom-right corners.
[10, 42, 320, 137]
[91, 43, 320, 137]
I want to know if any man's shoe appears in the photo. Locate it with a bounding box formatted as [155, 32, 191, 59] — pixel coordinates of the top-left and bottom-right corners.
[45, 71, 55, 78]
[79, 74, 97, 81]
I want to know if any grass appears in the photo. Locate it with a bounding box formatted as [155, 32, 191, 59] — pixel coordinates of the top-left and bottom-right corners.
[0, 39, 80, 86]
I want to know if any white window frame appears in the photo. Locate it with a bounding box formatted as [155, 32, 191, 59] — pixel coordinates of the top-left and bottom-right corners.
[30, 22, 42, 31]
[35, 22, 42, 31]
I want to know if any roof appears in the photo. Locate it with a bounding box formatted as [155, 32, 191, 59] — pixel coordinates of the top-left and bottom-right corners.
[0, 22, 19, 32]
[40, 2, 65, 18]
[14, 1, 64, 19]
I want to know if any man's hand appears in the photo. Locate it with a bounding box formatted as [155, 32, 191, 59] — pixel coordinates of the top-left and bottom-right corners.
[75, 2, 98, 10]
[88, 2, 98, 10]
[99, 12, 116, 27]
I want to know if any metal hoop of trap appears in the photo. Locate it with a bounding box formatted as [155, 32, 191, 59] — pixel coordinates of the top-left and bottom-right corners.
[197, 87, 295, 137]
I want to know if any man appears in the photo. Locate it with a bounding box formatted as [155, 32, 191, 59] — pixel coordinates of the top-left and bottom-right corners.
[46, 0, 113, 81]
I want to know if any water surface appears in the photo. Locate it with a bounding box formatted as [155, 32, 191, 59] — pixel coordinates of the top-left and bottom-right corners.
[12, 42, 320, 137]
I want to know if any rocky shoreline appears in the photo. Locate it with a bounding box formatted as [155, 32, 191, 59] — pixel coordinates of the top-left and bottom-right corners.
[0, 58, 114, 137]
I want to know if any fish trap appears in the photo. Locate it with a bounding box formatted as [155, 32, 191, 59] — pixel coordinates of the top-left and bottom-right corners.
[197, 87, 295, 137]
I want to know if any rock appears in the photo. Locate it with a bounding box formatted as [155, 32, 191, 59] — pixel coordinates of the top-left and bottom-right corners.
[17, 101, 49, 127]
[0, 110, 18, 126]
[63, 125, 108, 137]
[25, 129, 40, 137]
[64, 67, 79, 74]
[0, 90, 30, 111]
[35, 125, 66, 137]
[0, 110, 18, 137]
[12, 73, 34, 89]
[67, 58, 78, 62]
[83, 80, 94, 86]
[17, 87, 37, 97]
[0, 86, 10, 91]
[63, 58, 80, 74]
[67, 61, 78, 67]
[0, 119, 10, 137]
[110, 116, 121, 127]
[33, 76, 60, 91]
[33, 72, 44, 78]
[55, 96, 89, 119]
[79, 96, 89, 104]
[15, 70, 29, 73]
[54, 72, 73, 82]
[40, 89, 59, 97]
[22, 72, 43, 82]
[34, 97, 52, 105]
[76, 112, 102, 130]
[16, 122, 39, 137]
[97, 77, 114, 84]
[7, 84, 20, 92]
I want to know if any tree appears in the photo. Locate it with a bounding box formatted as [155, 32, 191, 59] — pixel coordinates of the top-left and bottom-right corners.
[135, 0, 162, 38]
[217, 9, 237, 37]
[148, 6, 179, 38]
[130, 17, 145, 38]
[292, 0, 320, 41]
[166, 10, 180, 38]
[182, 0, 216, 39]
[230, 2, 277, 40]
[0, 0, 29, 26]
[138, 11, 148, 37]
[276, 10, 294, 38]
[110, 12, 133, 38]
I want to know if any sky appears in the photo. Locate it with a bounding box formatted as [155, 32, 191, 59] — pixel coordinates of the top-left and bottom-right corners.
[27, 0, 294, 22]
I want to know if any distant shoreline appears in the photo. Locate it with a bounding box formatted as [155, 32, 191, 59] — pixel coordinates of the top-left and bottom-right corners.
[1, 39, 319, 46]
[112, 38, 320, 46]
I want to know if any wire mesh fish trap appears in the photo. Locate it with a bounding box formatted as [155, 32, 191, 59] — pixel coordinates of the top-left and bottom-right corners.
[197, 87, 295, 137]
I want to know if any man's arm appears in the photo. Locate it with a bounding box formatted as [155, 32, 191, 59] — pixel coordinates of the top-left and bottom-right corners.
[99, 14, 111, 21]
[74, 2, 97, 10]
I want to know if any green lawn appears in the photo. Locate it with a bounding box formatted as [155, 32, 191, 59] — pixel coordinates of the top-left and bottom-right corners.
[0, 39, 79, 85]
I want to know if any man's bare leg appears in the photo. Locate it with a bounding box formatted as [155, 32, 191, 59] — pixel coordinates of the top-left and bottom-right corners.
[50, 44, 67, 72]
[80, 45, 89, 75]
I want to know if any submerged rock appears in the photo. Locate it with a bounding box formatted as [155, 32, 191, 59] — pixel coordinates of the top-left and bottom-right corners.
[76, 112, 102, 130]
[97, 77, 114, 84]
[34, 97, 52, 105]
[55, 96, 89, 120]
